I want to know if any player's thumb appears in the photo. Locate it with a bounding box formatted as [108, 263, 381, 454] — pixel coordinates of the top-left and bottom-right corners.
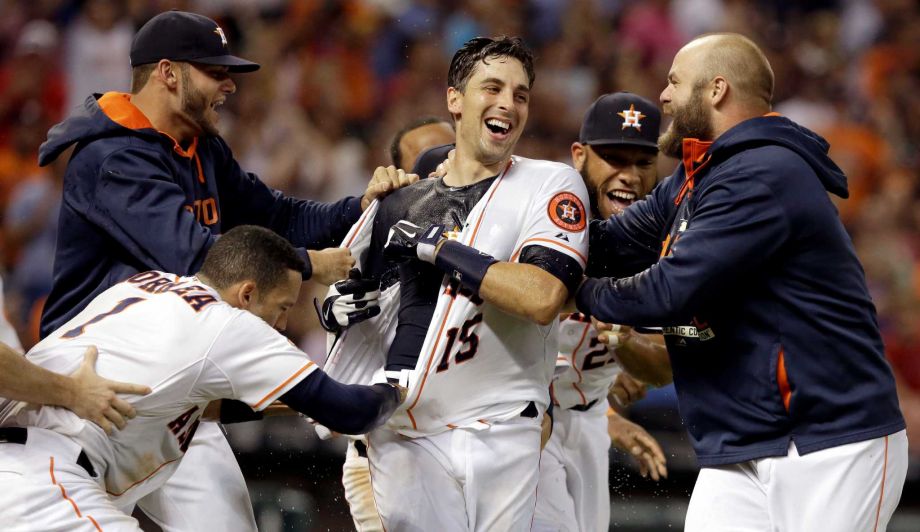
[80, 345, 99, 368]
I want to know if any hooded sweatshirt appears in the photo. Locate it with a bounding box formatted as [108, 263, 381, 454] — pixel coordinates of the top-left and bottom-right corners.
[577, 115, 904, 466]
[38, 93, 362, 337]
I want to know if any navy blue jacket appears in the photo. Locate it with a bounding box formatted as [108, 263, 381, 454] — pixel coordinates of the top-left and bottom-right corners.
[576, 115, 904, 466]
[38, 93, 362, 338]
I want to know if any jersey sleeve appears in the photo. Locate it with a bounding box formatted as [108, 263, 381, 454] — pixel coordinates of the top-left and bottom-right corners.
[512, 164, 590, 272]
[211, 139, 363, 251]
[203, 312, 319, 410]
[576, 172, 790, 326]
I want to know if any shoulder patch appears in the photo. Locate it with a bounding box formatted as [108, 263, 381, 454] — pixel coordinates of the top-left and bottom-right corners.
[547, 192, 586, 232]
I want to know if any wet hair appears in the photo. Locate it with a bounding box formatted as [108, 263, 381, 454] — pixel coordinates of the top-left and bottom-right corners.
[389, 116, 453, 169]
[447, 36, 535, 92]
[199, 226, 305, 292]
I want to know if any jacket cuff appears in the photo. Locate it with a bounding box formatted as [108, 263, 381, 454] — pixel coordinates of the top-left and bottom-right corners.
[575, 277, 601, 317]
[344, 196, 363, 224]
[297, 248, 313, 280]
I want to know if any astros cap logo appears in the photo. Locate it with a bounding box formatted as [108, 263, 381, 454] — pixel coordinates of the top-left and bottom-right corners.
[617, 104, 645, 130]
[214, 26, 228, 47]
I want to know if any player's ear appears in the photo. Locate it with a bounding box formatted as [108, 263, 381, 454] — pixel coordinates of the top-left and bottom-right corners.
[157, 60, 179, 90]
[237, 281, 257, 309]
[447, 87, 462, 117]
[571, 142, 587, 172]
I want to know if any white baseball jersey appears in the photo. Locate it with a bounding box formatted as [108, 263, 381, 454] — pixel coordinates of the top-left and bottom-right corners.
[0, 271, 317, 509]
[552, 313, 621, 410]
[328, 157, 589, 437]
[391, 156, 589, 436]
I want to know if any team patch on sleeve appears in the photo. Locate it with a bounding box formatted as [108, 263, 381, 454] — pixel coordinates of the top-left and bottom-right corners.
[547, 192, 586, 232]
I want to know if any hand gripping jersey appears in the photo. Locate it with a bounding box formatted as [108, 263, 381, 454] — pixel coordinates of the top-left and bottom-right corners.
[552, 313, 621, 410]
[327, 157, 590, 437]
[0, 272, 316, 508]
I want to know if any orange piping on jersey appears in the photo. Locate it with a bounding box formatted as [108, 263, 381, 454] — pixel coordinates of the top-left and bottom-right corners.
[344, 204, 375, 248]
[405, 161, 512, 428]
[253, 361, 316, 409]
[510, 238, 587, 266]
[777, 347, 791, 412]
[873, 435, 889, 532]
[97, 92, 198, 159]
[50, 457, 103, 531]
[193, 152, 205, 184]
[106, 457, 181, 496]
[405, 296, 457, 429]
[660, 233, 673, 259]
[447, 423, 457, 429]
[466, 159, 512, 246]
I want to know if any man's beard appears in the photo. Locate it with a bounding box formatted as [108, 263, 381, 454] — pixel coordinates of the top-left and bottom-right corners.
[181, 67, 219, 137]
[658, 85, 712, 158]
[578, 167, 602, 220]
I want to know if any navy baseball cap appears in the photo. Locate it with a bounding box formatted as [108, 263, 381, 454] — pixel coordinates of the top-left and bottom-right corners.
[130, 10, 259, 73]
[579, 92, 660, 150]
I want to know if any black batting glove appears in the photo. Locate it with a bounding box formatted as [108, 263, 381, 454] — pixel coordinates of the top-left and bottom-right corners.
[314, 269, 381, 333]
[383, 221, 446, 264]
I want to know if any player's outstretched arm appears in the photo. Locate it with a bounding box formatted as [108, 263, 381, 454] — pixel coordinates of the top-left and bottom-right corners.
[279, 370, 405, 435]
[607, 408, 668, 481]
[0, 344, 151, 434]
[596, 323, 672, 386]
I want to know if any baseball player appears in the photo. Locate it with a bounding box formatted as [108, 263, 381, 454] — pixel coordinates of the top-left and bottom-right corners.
[0, 226, 404, 531]
[330, 116, 455, 532]
[0, 274, 149, 433]
[388, 116, 455, 173]
[577, 34, 907, 530]
[322, 36, 590, 531]
[533, 93, 670, 532]
[35, 10, 410, 531]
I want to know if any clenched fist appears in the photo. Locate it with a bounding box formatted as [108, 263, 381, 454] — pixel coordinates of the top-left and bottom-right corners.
[308, 248, 356, 286]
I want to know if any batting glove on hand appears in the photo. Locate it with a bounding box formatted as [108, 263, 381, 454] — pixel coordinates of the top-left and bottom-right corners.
[383, 220, 446, 264]
[314, 269, 381, 333]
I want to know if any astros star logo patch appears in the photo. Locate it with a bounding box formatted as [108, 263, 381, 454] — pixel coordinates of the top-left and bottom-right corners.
[618, 104, 645, 130]
[547, 192, 586, 232]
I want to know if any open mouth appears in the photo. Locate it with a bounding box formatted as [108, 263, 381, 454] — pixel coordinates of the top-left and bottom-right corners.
[485, 118, 512, 140]
[210, 100, 224, 111]
[603, 189, 637, 215]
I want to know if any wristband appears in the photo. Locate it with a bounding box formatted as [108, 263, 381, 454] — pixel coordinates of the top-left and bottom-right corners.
[434, 240, 498, 293]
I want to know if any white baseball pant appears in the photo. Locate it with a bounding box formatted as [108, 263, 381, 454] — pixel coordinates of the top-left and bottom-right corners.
[533, 401, 611, 532]
[368, 415, 543, 532]
[685, 430, 908, 532]
[0, 427, 141, 531]
[134, 422, 257, 532]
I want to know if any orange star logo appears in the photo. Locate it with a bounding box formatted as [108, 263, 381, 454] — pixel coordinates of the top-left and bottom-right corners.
[617, 104, 645, 130]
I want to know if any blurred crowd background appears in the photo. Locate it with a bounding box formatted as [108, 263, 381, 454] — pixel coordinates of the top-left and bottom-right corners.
[0, 0, 918, 530]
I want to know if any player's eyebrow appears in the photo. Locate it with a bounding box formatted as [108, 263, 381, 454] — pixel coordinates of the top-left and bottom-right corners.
[480, 77, 530, 95]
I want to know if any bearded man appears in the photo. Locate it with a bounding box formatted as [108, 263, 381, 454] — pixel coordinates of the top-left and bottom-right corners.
[576, 33, 907, 531]
[35, 10, 413, 532]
